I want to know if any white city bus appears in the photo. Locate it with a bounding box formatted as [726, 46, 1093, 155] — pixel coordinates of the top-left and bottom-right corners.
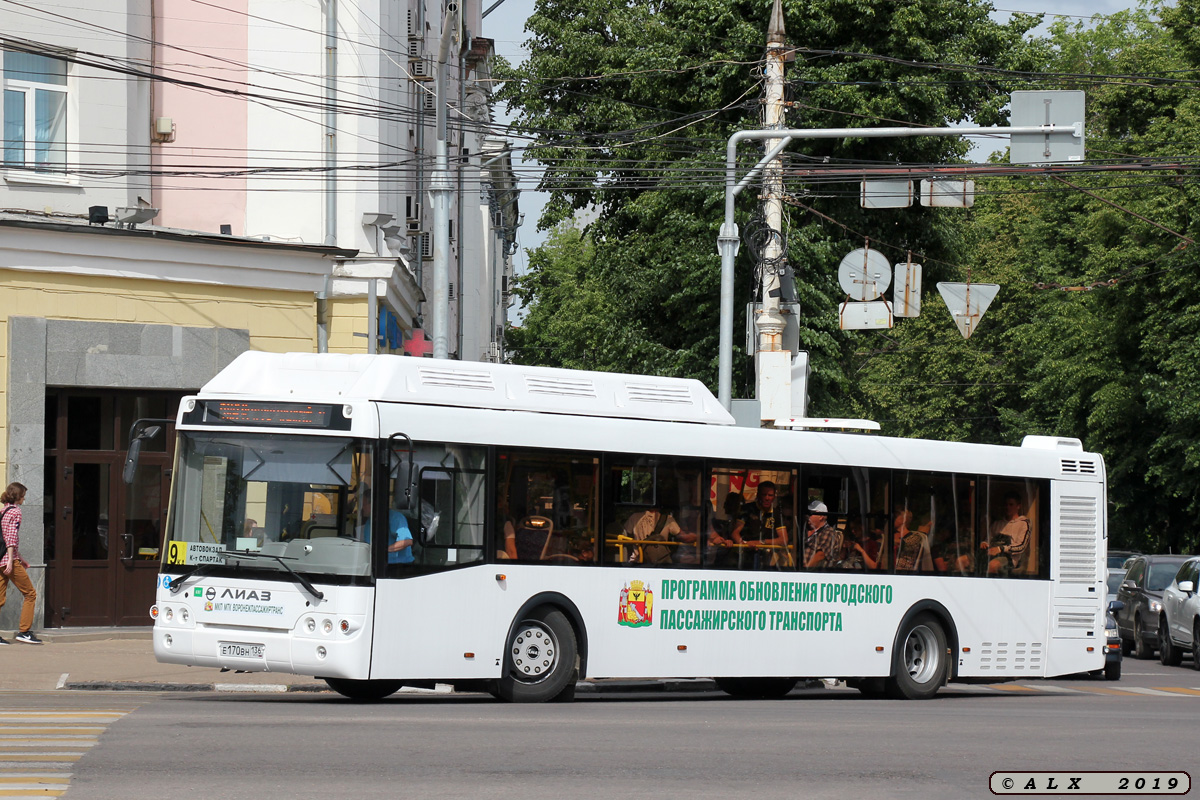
[147, 352, 1107, 701]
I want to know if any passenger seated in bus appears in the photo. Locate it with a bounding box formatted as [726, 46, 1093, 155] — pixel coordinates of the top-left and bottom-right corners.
[732, 482, 788, 569]
[707, 492, 742, 566]
[893, 508, 933, 572]
[624, 506, 681, 565]
[803, 501, 843, 569]
[496, 498, 520, 560]
[840, 518, 879, 570]
[981, 492, 1031, 575]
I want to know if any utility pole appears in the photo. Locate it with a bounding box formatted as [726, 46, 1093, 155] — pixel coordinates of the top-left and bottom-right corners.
[754, 0, 791, 424]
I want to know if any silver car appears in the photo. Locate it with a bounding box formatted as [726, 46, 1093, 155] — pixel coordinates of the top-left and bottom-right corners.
[1158, 556, 1200, 669]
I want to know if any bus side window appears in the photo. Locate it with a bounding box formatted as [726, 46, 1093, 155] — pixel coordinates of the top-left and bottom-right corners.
[495, 448, 599, 565]
[604, 456, 703, 568]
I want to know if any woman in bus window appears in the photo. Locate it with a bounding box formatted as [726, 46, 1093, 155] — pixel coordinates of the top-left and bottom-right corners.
[893, 507, 933, 572]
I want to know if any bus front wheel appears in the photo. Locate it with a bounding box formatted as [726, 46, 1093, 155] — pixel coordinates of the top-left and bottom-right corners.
[886, 613, 948, 700]
[324, 678, 403, 701]
[497, 606, 579, 703]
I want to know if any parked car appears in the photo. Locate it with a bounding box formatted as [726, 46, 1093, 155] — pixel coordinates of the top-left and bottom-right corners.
[1107, 549, 1140, 570]
[1106, 568, 1126, 605]
[1103, 601, 1123, 680]
[1116, 554, 1191, 659]
[1158, 556, 1200, 670]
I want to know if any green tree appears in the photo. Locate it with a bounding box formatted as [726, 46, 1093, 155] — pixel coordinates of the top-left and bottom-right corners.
[852, 1, 1200, 551]
[499, 0, 1044, 396]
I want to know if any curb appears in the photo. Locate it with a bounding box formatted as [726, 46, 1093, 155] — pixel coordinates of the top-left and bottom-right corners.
[58, 678, 728, 694]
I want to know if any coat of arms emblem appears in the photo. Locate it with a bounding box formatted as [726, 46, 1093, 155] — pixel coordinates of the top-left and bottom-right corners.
[618, 580, 653, 628]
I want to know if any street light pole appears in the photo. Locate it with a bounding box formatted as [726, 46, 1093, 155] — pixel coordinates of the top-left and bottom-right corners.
[716, 121, 1082, 411]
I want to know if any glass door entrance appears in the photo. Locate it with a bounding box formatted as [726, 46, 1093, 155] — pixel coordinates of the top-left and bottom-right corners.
[43, 391, 182, 626]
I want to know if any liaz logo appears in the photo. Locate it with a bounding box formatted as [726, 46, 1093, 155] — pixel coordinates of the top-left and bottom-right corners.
[618, 580, 653, 628]
[220, 588, 272, 601]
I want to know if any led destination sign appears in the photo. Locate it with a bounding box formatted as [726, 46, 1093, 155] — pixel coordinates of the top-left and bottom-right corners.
[184, 400, 352, 430]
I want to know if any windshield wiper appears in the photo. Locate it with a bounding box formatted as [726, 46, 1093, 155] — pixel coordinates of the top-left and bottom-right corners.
[224, 550, 325, 601]
[168, 565, 218, 594]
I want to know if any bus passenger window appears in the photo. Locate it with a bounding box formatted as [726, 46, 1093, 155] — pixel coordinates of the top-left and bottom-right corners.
[495, 449, 599, 565]
[604, 456, 704, 568]
[707, 465, 796, 571]
[803, 466, 888, 573]
[981, 479, 1046, 578]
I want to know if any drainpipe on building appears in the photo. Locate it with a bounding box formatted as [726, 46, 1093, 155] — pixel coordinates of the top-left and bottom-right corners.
[323, 0, 337, 247]
[430, 1, 460, 360]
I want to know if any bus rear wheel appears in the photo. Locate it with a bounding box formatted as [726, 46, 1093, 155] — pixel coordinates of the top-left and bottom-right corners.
[715, 678, 798, 699]
[886, 613, 948, 700]
[497, 607, 579, 703]
[324, 678, 403, 701]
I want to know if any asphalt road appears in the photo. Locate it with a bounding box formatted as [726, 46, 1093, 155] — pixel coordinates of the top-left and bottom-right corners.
[5, 657, 1197, 800]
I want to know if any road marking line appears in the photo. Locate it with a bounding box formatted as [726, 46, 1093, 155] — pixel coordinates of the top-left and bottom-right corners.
[1151, 686, 1200, 696]
[0, 744, 97, 749]
[214, 684, 288, 693]
[986, 684, 1039, 691]
[1065, 686, 1140, 695]
[1120, 687, 1190, 697]
[0, 757, 82, 763]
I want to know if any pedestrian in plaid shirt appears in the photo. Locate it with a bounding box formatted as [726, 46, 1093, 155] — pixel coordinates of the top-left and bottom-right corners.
[1, 482, 41, 645]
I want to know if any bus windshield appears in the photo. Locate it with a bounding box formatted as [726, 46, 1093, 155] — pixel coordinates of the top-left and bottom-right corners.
[165, 432, 374, 580]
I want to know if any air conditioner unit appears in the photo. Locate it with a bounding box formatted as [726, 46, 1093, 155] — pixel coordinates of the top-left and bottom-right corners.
[422, 92, 436, 112]
[419, 233, 432, 260]
[409, 57, 432, 81]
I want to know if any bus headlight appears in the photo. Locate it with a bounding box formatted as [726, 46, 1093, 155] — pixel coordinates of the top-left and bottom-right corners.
[164, 606, 174, 621]
[316, 646, 327, 659]
[179, 607, 190, 623]
[322, 619, 333, 634]
[305, 618, 316, 633]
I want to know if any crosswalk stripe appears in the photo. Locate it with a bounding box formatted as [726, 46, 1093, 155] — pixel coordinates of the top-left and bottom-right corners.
[0, 709, 129, 800]
[1151, 686, 1200, 695]
[1120, 687, 1188, 697]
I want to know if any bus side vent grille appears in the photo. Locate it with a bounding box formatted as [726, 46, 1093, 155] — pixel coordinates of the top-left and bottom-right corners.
[1056, 611, 1095, 630]
[1060, 459, 1097, 475]
[624, 382, 693, 406]
[1057, 495, 1099, 584]
[976, 642, 1042, 672]
[525, 376, 597, 399]
[418, 367, 495, 391]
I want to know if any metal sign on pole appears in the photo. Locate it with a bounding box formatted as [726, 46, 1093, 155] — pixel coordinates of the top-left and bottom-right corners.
[1010, 90, 1085, 164]
[937, 282, 999, 339]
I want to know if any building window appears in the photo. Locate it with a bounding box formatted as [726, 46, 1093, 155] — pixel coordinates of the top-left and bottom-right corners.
[3, 49, 68, 172]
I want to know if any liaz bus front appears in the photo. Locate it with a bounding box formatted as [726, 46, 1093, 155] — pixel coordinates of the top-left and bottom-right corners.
[150, 392, 379, 683]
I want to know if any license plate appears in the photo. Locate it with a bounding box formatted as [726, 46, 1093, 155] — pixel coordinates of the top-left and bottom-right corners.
[219, 641, 265, 659]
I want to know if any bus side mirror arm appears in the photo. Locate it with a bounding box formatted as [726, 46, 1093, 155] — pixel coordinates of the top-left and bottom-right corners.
[122, 418, 175, 485]
[388, 432, 417, 510]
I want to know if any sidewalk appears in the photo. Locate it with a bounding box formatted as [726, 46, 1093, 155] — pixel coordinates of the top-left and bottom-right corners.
[3, 628, 727, 695]
[3, 628, 329, 693]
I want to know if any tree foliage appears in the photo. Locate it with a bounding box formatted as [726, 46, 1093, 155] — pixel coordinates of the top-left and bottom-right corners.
[501, 0, 1200, 551]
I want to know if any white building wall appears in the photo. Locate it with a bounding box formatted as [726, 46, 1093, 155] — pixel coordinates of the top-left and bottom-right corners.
[0, 2, 151, 215]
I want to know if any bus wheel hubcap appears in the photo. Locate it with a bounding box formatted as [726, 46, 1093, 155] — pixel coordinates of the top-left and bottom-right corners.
[904, 624, 939, 684]
[511, 622, 557, 680]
